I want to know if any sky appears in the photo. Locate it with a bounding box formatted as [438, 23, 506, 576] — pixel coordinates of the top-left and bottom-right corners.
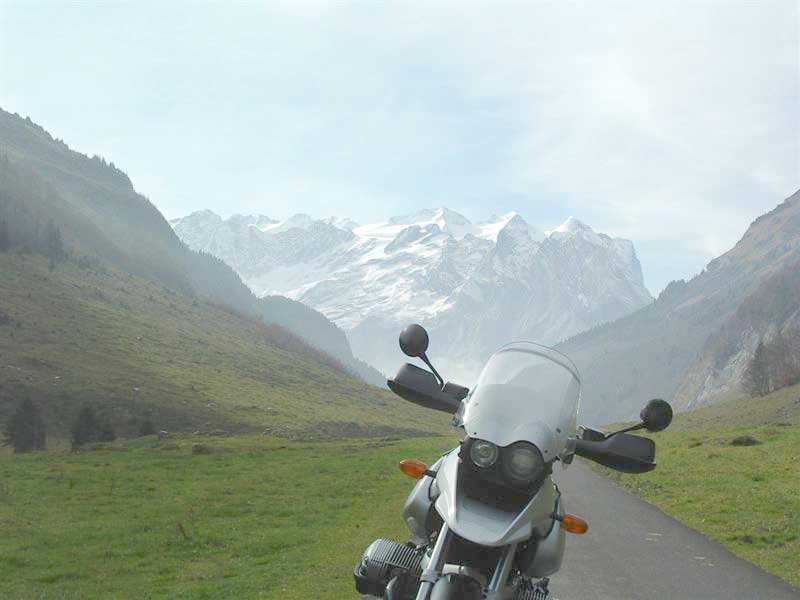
[1, 1, 798, 294]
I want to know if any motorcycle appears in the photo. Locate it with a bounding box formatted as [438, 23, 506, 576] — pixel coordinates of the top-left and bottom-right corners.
[354, 324, 672, 600]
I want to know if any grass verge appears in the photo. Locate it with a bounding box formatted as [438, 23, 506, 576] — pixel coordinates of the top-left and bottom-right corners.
[0, 434, 458, 599]
[595, 385, 800, 588]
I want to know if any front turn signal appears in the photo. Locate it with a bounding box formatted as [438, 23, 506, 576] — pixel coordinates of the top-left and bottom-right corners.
[399, 459, 428, 480]
[559, 514, 588, 534]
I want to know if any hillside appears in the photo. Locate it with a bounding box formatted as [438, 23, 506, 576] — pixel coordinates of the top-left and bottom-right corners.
[0, 253, 446, 439]
[0, 108, 383, 385]
[559, 190, 800, 424]
[673, 259, 800, 409]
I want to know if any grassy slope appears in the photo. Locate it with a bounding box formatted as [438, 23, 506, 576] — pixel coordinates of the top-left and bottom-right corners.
[0, 254, 447, 438]
[0, 435, 458, 599]
[596, 384, 800, 588]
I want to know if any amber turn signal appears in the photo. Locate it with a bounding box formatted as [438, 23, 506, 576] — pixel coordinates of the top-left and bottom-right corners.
[399, 459, 428, 480]
[559, 514, 588, 534]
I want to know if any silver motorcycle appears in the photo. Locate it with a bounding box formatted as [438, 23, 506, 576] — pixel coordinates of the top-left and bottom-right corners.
[354, 324, 672, 600]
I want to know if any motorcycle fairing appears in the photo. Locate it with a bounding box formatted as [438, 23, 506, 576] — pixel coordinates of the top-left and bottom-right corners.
[460, 342, 580, 460]
[434, 450, 558, 547]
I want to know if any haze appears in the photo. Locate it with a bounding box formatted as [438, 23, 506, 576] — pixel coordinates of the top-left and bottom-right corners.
[1, 0, 797, 293]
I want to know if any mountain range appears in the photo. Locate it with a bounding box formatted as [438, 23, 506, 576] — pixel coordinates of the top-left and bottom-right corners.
[559, 190, 800, 423]
[5, 107, 797, 430]
[174, 192, 800, 425]
[171, 208, 653, 379]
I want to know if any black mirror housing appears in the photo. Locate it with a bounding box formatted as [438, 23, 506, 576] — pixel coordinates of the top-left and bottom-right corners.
[640, 399, 673, 432]
[387, 363, 461, 413]
[399, 324, 430, 358]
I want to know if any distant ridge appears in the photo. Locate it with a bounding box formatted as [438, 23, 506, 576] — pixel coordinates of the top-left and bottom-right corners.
[558, 189, 800, 424]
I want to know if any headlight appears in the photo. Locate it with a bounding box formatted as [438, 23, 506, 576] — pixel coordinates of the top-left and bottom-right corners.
[469, 439, 499, 468]
[504, 442, 544, 482]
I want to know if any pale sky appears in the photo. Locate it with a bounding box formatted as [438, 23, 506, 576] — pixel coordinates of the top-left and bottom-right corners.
[1, 1, 798, 293]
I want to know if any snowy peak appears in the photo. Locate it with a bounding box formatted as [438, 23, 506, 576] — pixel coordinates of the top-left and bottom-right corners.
[382, 207, 474, 240]
[322, 216, 359, 231]
[259, 213, 315, 233]
[549, 215, 591, 235]
[172, 207, 652, 378]
[546, 215, 609, 246]
[477, 212, 545, 243]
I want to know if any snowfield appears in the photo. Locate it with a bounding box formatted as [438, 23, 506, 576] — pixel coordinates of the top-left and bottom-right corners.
[172, 208, 652, 380]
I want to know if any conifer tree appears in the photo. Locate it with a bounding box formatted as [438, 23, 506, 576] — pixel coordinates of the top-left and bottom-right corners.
[138, 418, 156, 437]
[0, 218, 10, 252]
[743, 341, 770, 397]
[71, 405, 100, 448]
[44, 220, 64, 262]
[2, 398, 46, 453]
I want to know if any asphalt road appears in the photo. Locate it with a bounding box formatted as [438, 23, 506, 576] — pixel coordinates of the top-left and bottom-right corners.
[363, 461, 799, 599]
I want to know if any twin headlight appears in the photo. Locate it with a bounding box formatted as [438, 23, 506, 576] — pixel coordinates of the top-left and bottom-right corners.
[467, 438, 545, 484]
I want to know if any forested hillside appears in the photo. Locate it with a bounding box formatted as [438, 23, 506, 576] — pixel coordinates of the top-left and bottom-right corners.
[0, 109, 382, 385]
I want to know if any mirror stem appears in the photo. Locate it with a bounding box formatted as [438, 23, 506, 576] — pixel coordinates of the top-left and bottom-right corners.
[604, 422, 645, 438]
[420, 353, 445, 388]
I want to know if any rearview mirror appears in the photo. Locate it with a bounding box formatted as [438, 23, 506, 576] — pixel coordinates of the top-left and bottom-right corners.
[399, 324, 429, 358]
[387, 363, 461, 414]
[640, 399, 673, 432]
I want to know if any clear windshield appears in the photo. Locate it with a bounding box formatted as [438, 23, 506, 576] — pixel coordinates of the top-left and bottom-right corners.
[460, 342, 580, 458]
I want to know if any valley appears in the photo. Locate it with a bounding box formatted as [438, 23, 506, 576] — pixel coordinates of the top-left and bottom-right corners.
[2, 109, 799, 600]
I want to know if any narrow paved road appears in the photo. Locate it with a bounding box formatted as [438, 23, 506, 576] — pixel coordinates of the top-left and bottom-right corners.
[550, 462, 798, 599]
[364, 461, 799, 599]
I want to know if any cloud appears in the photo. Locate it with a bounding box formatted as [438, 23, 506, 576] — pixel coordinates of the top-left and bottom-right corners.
[1, 0, 797, 293]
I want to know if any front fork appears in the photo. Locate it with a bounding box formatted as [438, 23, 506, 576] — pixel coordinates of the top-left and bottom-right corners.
[414, 524, 519, 600]
[415, 523, 452, 600]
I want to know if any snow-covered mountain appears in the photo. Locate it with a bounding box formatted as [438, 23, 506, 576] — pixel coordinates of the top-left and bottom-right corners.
[171, 208, 652, 380]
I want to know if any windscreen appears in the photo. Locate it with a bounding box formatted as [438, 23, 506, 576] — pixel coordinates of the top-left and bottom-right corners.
[460, 342, 580, 457]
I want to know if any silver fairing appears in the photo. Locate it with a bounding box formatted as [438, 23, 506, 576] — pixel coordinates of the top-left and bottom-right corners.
[402, 457, 443, 545]
[433, 449, 558, 547]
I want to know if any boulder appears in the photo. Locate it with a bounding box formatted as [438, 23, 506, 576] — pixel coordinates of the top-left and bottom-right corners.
[730, 435, 762, 446]
[191, 443, 213, 455]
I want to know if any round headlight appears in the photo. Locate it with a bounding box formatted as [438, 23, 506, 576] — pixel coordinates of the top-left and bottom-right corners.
[469, 439, 499, 468]
[504, 442, 544, 482]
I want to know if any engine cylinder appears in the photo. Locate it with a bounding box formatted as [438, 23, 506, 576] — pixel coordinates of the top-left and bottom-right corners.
[353, 539, 423, 596]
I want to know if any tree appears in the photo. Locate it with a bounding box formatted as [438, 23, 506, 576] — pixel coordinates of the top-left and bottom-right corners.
[743, 341, 770, 397]
[767, 334, 792, 391]
[0, 218, 9, 252]
[71, 405, 100, 448]
[138, 417, 156, 437]
[71, 406, 117, 448]
[44, 220, 64, 262]
[99, 422, 116, 443]
[2, 398, 46, 453]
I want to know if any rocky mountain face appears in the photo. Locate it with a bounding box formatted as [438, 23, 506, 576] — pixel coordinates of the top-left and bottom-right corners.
[172, 208, 653, 380]
[559, 190, 800, 424]
[672, 247, 800, 409]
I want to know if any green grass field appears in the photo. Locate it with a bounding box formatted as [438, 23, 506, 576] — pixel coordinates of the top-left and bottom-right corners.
[0, 435, 458, 599]
[595, 384, 800, 588]
[2, 387, 798, 599]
